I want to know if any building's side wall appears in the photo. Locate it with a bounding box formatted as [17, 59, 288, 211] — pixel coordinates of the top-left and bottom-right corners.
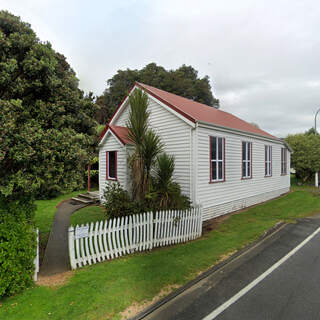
[196, 126, 290, 221]
[147, 98, 192, 198]
[98, 134, 127, 200]
[112, 96, 192, 199]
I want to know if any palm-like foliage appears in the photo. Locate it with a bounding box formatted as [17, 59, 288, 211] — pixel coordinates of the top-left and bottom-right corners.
[126, 89, 190, 209]
[153, 153, 175, 190]
[126, 89, 163, 200]
[153, 153, 176, 208]
[127, 89, 149, 149]
[142, 130, 163, 189]
[153, 153, 190, 209]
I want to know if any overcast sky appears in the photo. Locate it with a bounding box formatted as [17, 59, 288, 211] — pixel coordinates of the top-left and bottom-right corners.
[2, 0, 320, 137]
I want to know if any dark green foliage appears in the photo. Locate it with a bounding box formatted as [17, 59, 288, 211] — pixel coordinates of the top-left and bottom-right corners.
[152, 153, 191, 210]
[127, 89, 150, 147]
[0, 196, 36, 297]
[125, 90, 190, 211]
[305, 127, 317, 135]
[127, 89, 163, 200]
[96, 63, 219, 124]
[103, 151, 191, 218]
[286, 132, 320, 182]
[0, 11, 98, 199]
[103, 182, 137, 219]
[85, 156, 99, 187]
[103, 178, 190, 219]
[153, 153, 175, 190]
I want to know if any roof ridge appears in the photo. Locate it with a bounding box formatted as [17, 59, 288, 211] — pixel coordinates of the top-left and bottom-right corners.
[136, 82, 277, 140]
[136, 81, 216, 110]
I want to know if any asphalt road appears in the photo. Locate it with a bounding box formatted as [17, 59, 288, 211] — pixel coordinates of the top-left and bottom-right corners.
[144, 215, 320, 320]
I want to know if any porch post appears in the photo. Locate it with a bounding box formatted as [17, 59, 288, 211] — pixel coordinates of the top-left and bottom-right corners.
[315, 172, 318, 187]
[88, 164, 91, 192]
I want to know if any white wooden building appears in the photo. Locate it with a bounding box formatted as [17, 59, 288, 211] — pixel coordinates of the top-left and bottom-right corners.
[99, 82, 291, 221]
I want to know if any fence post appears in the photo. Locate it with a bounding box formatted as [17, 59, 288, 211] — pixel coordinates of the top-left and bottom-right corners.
[150, 212, 153, 250]
[68, 226, 77, 270]
[33, 229, 39, 281]
[199, 205, 203, 237]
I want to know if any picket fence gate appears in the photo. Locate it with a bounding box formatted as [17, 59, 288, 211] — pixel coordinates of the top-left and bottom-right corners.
[68, 207, 202, 269]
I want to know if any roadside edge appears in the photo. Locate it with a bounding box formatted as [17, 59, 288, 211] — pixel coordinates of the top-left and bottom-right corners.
[130, 221, 287, 320]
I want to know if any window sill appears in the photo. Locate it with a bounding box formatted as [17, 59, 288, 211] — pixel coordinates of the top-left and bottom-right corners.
[241, 177, 252, 180]
[264, 175, 272, 178]
[106, 177, 118, 181]
[209, 179, 225, 184]
[280, 174, 287, 176]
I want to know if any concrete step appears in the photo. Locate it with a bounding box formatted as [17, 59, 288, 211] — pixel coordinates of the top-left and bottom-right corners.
[71, 197, 94, 204]
[88, 191, 99, 197]
[78, 193, 96, 200]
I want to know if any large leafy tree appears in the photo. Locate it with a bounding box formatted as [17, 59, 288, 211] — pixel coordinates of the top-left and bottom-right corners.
[286, 131, 320, 182]
[96, 63, 219, 124]
[0, 10, 98, 296]
[0, 11, 98, 199]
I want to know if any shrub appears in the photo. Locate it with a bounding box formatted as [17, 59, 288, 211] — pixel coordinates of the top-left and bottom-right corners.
[103, 153, 191, 219]
[286, 132, 320, 183]
[103, 182, 136, 219]
[0, 197, 36, 297]
[152, 153, 191, 210]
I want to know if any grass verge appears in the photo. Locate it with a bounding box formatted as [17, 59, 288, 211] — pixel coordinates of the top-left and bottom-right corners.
[70, 205, 106, 226]
[2, 187, 320, 320]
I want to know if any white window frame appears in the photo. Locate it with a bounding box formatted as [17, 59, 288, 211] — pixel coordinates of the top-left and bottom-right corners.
[242, 141, 252, 179]
[265, 145, 272, 177]
[210, 136, 225, 182]
[106, 151, 117, 180]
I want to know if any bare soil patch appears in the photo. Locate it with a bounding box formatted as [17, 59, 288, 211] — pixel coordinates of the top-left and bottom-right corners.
[37, 271, 74, 287]
[119, 284, 180, 320]
[202, 212, 235, 233]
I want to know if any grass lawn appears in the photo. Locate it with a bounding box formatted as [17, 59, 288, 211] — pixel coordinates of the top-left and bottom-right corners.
[34, 190, 87, 261]
[70, 205, 106, 226]
[2, 186, 320, 320]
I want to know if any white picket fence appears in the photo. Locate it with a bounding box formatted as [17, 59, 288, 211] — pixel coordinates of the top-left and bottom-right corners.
[34, 229, 39, 281]
[68, 207, 202, 269]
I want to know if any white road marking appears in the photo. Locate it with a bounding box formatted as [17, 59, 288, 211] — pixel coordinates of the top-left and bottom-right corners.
[202, 226, 320, 320]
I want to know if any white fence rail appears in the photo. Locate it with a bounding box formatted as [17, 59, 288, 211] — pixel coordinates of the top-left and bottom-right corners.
[68, 207, 202, 270]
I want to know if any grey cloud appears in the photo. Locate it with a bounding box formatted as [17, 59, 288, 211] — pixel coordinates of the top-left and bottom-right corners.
[2, 0, 320, 136]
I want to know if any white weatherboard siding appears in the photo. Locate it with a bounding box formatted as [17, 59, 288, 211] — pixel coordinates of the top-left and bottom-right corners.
[115, 101, 130, 127]
[99, 134, 127, 200]
[112, 97, 192, 199]
[147, 98, 192, 198]
[196, 126, 290, 221]
[100, 87, 290, 217]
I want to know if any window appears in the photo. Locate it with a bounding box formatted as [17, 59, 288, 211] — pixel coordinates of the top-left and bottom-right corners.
[210, 136, 225, 182]
[281, 148, 287, 175]
[242, 141, 252, 179]
[265, 145, 272, 177]
[106, 151, 117, 180]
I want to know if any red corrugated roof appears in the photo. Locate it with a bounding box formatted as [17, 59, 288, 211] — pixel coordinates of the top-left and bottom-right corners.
[135, 82, 277, 139]
[109, 126, 132, 145]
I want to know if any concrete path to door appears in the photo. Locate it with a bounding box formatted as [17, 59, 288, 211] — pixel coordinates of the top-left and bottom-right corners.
[39, 200, 87, 276]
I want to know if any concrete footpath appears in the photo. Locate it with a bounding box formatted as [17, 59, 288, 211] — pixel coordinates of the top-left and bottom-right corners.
[136, 215, 320, 320]
[39, 200, 87, 276]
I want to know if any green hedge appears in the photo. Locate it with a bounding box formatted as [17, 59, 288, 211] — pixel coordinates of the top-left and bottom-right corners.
[0, 198, 36, 297]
